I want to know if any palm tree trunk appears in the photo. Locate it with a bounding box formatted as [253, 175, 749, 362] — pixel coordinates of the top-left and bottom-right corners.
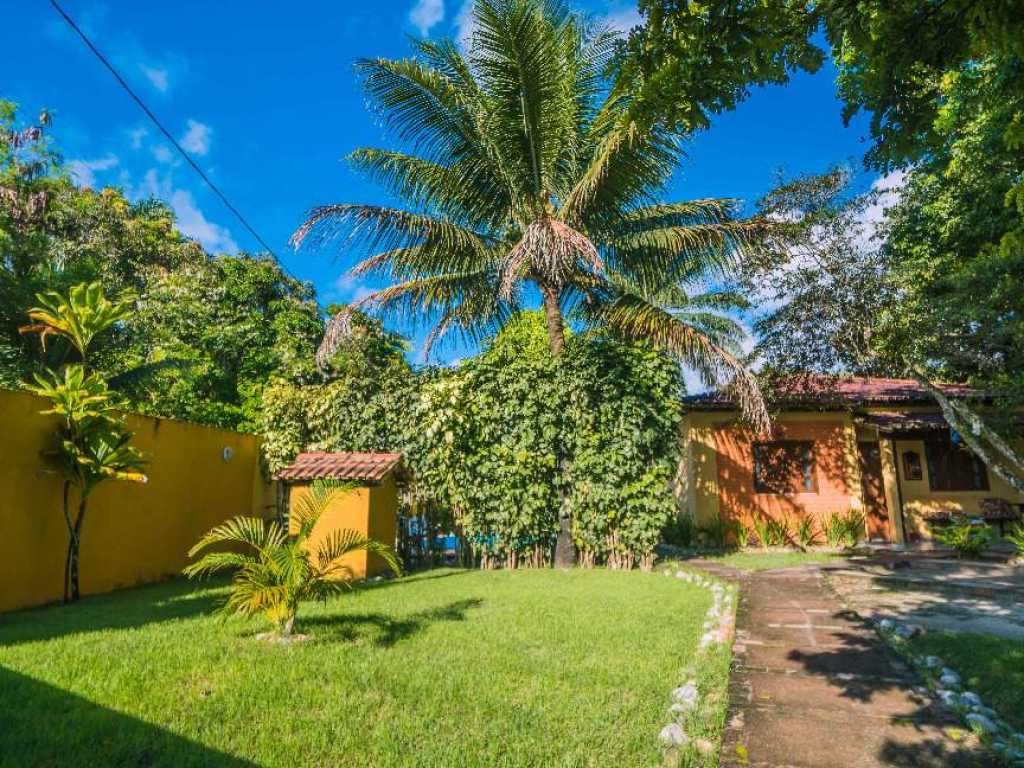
[538, 282, 576, 567]
[539, 283, 566, 357]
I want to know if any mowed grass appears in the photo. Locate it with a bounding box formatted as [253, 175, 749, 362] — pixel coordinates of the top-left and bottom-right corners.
[0, 568, 717, 768]
[907, 632, 1024, 730]
[697, 550, 852, 571]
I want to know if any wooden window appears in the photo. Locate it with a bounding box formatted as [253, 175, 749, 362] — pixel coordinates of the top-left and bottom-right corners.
[924, 434, 989, 492]
[752, 441, 816, 494]
[902, 451, 923, 481]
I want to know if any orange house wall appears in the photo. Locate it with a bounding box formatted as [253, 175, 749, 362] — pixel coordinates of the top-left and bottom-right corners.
[713, 418, 858, 534]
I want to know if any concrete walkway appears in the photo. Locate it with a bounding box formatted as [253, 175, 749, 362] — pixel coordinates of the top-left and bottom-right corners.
[710, 565, 995, 768]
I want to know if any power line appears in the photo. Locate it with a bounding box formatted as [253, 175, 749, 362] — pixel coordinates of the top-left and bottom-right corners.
[48, 0, 299, 280]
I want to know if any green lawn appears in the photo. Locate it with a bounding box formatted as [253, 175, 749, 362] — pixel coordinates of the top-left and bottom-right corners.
[907, 632, 1024, 730]
[696, 550, 852, 571]
[0, 568, 726, 768]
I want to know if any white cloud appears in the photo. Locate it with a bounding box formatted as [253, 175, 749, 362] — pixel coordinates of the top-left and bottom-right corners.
[410, 0, 445, 36]
[854, 168, 907, 250]
[152, 145, 174, 164]
[136, 169, 238, 254]
[128, 126, 148, 150]
[603, 4, 642, 33]
[179, 119, 212, 156]
[67, 154, 119, 188]
[455, 0, 475, 47]
[141, 65, 169, 92]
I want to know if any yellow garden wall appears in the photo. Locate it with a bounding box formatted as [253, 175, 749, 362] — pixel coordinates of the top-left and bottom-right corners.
[0, 388, 271, 613]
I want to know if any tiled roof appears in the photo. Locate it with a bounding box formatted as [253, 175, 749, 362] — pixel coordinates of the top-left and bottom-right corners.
[685, 376, 977, 410]
[274, 452, 403, 483]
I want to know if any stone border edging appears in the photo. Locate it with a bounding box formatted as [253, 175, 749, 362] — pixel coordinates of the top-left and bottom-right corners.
[874, 619, 1024, 767]
[655, 567, 738, 765]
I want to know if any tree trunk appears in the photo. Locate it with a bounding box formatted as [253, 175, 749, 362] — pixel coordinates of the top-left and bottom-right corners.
[62, 481, 74, 604]
[539, 282, 566, 358]
[281, 614, 295, 638]
[68, 495, 87, 603]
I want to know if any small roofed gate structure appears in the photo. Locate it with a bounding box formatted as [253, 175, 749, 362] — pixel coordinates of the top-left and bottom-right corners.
[274, 452, 403, 579]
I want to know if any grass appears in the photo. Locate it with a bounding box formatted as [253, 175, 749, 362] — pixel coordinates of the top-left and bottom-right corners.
[696, 550, 852, 571]
[906, 632, 1024, 730]
[0, 567, 725, 768]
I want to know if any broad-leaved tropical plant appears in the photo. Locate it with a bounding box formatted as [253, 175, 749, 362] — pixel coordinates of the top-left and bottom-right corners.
[20, 282, 146, 602]
[184, 480, 402, 638]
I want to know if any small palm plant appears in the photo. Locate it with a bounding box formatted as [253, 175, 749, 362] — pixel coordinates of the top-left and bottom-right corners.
[184, 480, 402, 640]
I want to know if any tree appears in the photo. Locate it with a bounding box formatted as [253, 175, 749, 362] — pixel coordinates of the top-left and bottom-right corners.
[21, 283, 147, 603]
[293, 0, 769, 563]
[618, 0, 824, 133]
[184, 480, 401, 640]
[0, 101, 322, 430]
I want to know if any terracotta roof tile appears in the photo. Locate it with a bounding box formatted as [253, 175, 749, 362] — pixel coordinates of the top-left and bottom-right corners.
[274, 452, 403, 483]
[685, 375, 978, 410]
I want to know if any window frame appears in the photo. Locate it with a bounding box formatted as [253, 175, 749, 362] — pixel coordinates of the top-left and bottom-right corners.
[752, 440, 818, 495]
[923, 435, 989, 492]
[901, 450, 923, 482]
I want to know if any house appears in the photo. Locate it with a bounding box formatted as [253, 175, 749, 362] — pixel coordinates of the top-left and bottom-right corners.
[680, 376, 1023, 544]
[274, 451, 403, 578]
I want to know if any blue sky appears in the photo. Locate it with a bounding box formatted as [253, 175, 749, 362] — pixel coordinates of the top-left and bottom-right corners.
[4, 0, 875, 372]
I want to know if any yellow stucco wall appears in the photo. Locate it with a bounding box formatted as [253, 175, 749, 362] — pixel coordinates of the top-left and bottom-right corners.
[287, 476, 398, 580]
[0, 388, 269, 613]
[892, 438, 1024, 540]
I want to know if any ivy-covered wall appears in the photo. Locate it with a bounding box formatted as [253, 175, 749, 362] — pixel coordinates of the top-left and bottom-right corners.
[261, 312, 683, 569]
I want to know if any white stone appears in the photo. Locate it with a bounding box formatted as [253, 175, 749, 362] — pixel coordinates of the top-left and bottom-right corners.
[940, 670, 962, 687]
[659, 723, 689, 747]
[924, 655, 943, 669]
[938, 690, 961, 708]
[966, 713, 999, 735]
[879, 619, 894, 631]
[960, 692, 983, 708]
[671, 682, 699, 707]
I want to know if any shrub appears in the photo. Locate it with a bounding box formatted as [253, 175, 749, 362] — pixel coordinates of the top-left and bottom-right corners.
[795, 516, 819, 548]
[825, 510, 866, 548]
[932, 515, 993, 559]
[1007, 522, 1024, 557]
[662, 515, 696, 548]
[752, 516, 790, 548]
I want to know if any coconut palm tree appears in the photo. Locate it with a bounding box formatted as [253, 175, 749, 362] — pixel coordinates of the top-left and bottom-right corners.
[293, 0, 768, 564]
[184, 480, 402, 639]
[294, 0, 765, 420]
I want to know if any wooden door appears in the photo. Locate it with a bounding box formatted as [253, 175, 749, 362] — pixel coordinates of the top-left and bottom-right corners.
[858, 442, 891, 541]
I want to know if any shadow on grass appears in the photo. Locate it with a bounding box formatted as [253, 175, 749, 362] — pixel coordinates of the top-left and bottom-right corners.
[303, 598, 484, 647]
[0, 578, 224, 648]
[0, 666, 257, 767]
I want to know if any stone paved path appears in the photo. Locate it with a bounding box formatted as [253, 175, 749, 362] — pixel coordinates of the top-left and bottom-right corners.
[707, 565, 995, 768]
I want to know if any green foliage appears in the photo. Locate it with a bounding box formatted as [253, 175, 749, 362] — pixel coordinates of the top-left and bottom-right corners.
[932, 516, 994, 560]
[294, 0, 767, 429]
[1007, 523, 1024, 558]
[795, 516, 818, 549]
[261, 311, 683, 570]
[184, 479, 401, 637]
[20, 282, 147, 602]
[0, 101, 322, 430]
[620, 0, 824, 133]
[824, 510, 866, 549]
[260, 308, 417, 475]
[662, 515, 696, 548]
[751, 516, 789, 548]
